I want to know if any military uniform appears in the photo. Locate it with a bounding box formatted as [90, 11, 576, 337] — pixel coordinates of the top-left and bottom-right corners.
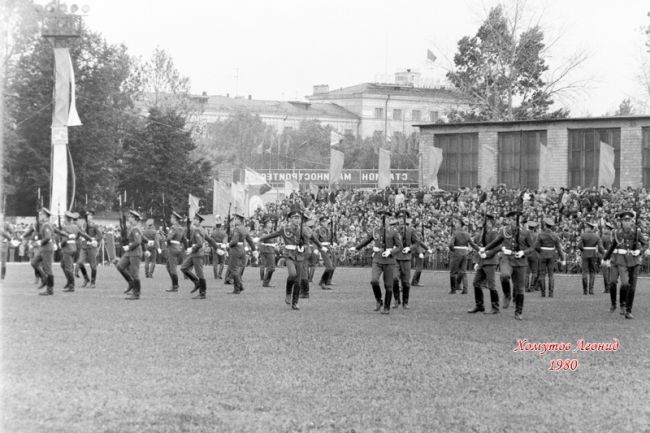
[258, 220, 277, 287]
[117, 211, 143, 300]
[1, 221, 14, 280]
[577, 223, 604, 295]
[76, 210, 103, 288]
[165, 212, 186, 292]
[448, 218, 474, 294]
[410, 221, 429, 287]
[600, 223, 614, 294]
[392, 211, 421, 309]
[603, 211, 647, 319]
[227, 214, 257, 294]
[54, 211, 80, 292]
[180, 213, 208, 298]
[142, 219, 161, 278]
[22, 208, 56, 295]
[352, 212, 402, 314]
[534, 218, 565, 298]
[523, 222, 540, 292]
[314, 217, 335, 290]
[484, 211, 535, 320]
[209, 219, 228, 279]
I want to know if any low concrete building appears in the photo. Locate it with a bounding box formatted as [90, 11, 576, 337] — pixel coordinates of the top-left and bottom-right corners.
[417, 116, 650, 190]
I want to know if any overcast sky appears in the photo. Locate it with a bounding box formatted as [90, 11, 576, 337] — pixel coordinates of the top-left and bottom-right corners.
[71, 0, 649, 116]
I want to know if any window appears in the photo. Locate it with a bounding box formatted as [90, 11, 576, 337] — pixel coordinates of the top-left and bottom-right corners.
[429, 111, 439, 123]
[568, 128, 620, 188]
[434, 133, 478, 189]
[412, 110, 421, 122]
[497, 131, 544, 189]
[393, 109, 402, 121]
[374, 108, 384, 119]
[642, 128, 650, 188]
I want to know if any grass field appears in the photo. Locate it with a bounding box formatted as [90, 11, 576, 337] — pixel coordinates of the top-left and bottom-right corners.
[2, 263, 650, 433]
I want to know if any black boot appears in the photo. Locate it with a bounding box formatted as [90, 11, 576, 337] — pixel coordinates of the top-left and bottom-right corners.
[299, 279, 310, 298]
[285, 279, 293, 304]
[548, 278, 554, 298]
[485, 289, 500, 314]
[469, 285, 485, 313]
[383, 286, 392, 312]
[582, 277, 588, 295]
[501, 279, 511, 308]
[79, 265, 89, 287]
[1, 265, 5, 280]
[90, 269, 97, 288]
[263, 269, 275, 287]
[609, 282, 617, 311]
[449, 275, 456, 294]
[126, 279, 140, 300]
[402, 282, 411, 309]
[217, 264, 224, 279]
[291, 278, 301, 310]
[539, 279, 546, 297]
[119, 269, 133, 293]
[259, 267, 265, 281]
[514, 293, 524, 320]
[308, 267, 315, 283]
[193, 278, 206, 299]
[167, 274, 179, 292]
[411, 271, 422, 286]
[588, 274, 595, 295]
[371, 282, 382, 311]
[326, 268, 335, 285]
[185, 271, 200, 293]
[392, 279, 401, 308]
[319, 270, 332, 290]
[39, 275, 54, 296]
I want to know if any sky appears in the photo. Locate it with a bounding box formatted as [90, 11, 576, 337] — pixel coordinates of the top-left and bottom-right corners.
[62, 0, 650, 116]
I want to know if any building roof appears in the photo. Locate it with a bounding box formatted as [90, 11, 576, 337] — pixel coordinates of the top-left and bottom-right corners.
[415, 115, 650, 129]
[308, 82, 468, 101]
[198, 95, 359, 120]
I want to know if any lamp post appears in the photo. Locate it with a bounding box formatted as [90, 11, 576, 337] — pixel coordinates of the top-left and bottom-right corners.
[38, 1, 86, 218]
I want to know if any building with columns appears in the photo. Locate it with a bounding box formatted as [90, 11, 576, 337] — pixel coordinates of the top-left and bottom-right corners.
[417, 116, 650, 190]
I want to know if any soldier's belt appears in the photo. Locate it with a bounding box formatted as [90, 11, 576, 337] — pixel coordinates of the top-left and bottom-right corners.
[285, 245, 297, 250]
[68, 234, 76, 240]
[261, 243, 276, 247]
[453, 246, 469, 250]
[169, 240, 181, 245]
[321, 242, 330, 246]
[237, 242, 244, 246]
[614, 249, 630, 254]
[541, 247, 555, 251]
[583, 247, 597, 250]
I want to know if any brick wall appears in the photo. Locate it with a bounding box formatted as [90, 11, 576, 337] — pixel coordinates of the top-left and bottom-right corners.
[620, 124, 643, 188]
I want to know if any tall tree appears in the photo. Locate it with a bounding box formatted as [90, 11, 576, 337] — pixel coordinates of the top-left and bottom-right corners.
[446, 4, 577, 121]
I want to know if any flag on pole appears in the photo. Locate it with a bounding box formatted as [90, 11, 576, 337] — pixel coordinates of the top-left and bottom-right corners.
[213, 179, 230, 218]
[188, 194, 200, 219]
[284, 179, 299, 195]
[378, 148, 391, 189]
[53, 48, 82, 127]
[330, 129, 343, 147]
[244, 167, 272, 195]
[231, 182, 247, 215]
[329, 148, 345, 186]
[420, 145, 443, 189]
[309, 183, 319, 197]
[255, 140, 264, 154]
[598, 141, 615, 188]
[426, 49, 437, 63]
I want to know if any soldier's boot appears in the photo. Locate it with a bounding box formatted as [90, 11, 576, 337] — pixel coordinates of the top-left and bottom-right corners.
[514, 293, 524, 320]
[39, 275, 54, 296]
[588, 274, 595, 295]
[459, 274, 468, 294]
[184, 271, 200, 293]
[548, 278, 554, 298]
[1, 265, 5, 280]
[285, 279, 293, 304]
[392, 280, 401, 308]
[371, 282, 382, 311]
[193, 279, 206, 299]
[79, 265, 89, 287]
[259, 267, 265, 281]
[326, 268, 335, 285]
[319, 270, 331, 290]
[449, 275, 457, 294]
[74, 264, 80, 278]
[402, 282, 410, 309]
[118, 269, 133, 293]
[609, 282, 617, 311]
[411, 271, 422, 286]
[468, 284, 485, 313]
[62, 272, 75, 292]
[90, 269, 97, 288]
[299, 279, 310, 298]
[582, 276, 588, 295]
[308, 267, 315, 283]
[217, 264, 224, 279]
[263, 270, 275, 287]
[501, 280, 511, 308]
[619, 286, 627, 315]
[150, 263, 156, 278]
[625, 287, 635, 316]
[125, 279, 140, 300]
[383, 286, 392, 312]
[166, 274, 179, 292]
[291, 278, 301, 310]
[485, 290, 500, 314]
[539, 280, 546, 297]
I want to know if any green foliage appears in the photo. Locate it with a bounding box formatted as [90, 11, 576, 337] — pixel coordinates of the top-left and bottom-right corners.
[615, 98, 635, 116]
[446, 5, 570, 121]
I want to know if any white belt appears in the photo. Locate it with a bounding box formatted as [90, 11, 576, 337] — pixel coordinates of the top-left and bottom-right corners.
[237, 242, 244, 246]
[68, 234, 76, 240]
[261, 243, 275, 247]
[170, 240, 181, 245]
[321, 242, 330, 246]
[285, 245, 297, 250]
[614, 249, 629, 254]
[454, 246, 469, 250]
[541, 247, 555, 251]
[583, 247, 597, 250]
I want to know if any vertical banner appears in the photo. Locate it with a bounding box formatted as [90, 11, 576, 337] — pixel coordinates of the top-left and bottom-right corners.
[231, 182, 247, 215]
[598, 141, 615, 188]
[329, 148, 345, 186]
[420, 146, 443, 189]
[188, 194, 200, 219]
[213, 179, 231, 218]
[430, 146, 443, 190]
[378, 148, 391, 189]
[53, 48, 81, 127]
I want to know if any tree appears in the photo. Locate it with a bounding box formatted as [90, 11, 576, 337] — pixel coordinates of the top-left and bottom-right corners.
[615, 99, 635, 116]
[446, 4, 578, 121]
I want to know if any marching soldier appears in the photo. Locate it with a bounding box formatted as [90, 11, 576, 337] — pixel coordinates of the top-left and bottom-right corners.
[209, 215, 228, 279]
[483, 210, 535, 320]
[118, 210, 143, 300]
[22, 208, 55, 295]
[535, 218, 566, 298]
[54, 210, 80, 292]
[577, 221, 604, 295]
[602, 211, 648, 319]
[392, 210, 421, 309]
[601, 222, 615, 294]
[349, 211, 402, 314]
[258, 216, 277, 287]
[468, 214, 500, 314]
[180, 213, 207, 299]
[226, 213, 257, 295]
[410, 219, 431, 287]
[76, 209, 102, 288]
[524, 221, 540, 292]
[314, 215, 335, 290]
[165, 211, 185, 292]
[448, 216, 472, 294]
[259, 206, 324, 310]
[1, 217, 20, 280]
[301, 216, 318, 298]
[142, 218, 161, 278]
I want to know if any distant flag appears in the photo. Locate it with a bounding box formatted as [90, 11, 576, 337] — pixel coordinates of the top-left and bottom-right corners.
[426, 49, 437, 63]
[598, 141, 615, 188]
[213, 179, 230, 218]
[231, 182, 247, 215]
[53, 48, 82, 127]
[188, 194, 200, 219]
[329, 148, 345, 186]
[330, 129, 343, 147]
[244, 167, 272, 195]
[420, 145, 443, 189]
[378, 148, 391, 189]
[255, 140, 264, 154]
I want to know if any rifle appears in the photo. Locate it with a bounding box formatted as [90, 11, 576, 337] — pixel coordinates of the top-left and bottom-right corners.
[118, 194, 128, 247]
[161, 192, 168, 236]
[481, 211, 488, 246]
[185, 204, 192, 248]
[634, 192, 641, 250]
[35, 191, 43, 239]
[299, 208, 305, 249]
[382, 212, 387, 250]
[226, 202, 232, 240]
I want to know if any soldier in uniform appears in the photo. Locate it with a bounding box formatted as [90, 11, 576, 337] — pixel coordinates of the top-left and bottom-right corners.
[54, 210, 80, 292]
[577, 221, 604, 295]
[209, 215, 228, 279]
[259, 207, 324, 310]
[118, 210, 143, 300]
[468, 214, 500, 314]
[483, 210, 536, 320]
[392, 210, 421, 309]
[448, 216, 472, 294]
[22, 208, 56, 295]
[535, 218, 566, 298]
[165, 211, 186, 292]
[76, 209, 102, 288]
[180, 213, 208, 299]
[524, 221, 540, 292]
[602, 211, 647, 319]
[142, 218, 161, 278]
[349, 211, 402, 314]
[1, 217, 19, 280]
[226, 213, 257, 295]
[301, 216, 319, 297]
[410, 219, 431, 287]
[314, 215, 335, 290]
[258, 216, 277, 287]
[600, 222, 615, 293]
